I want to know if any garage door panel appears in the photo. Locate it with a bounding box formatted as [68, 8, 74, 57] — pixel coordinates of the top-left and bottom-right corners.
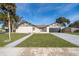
[49, 28, 60, 32]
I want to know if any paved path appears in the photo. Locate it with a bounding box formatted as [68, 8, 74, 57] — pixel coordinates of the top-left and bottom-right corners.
[51, 33, 79, 46]
[5, 33, 33, 47]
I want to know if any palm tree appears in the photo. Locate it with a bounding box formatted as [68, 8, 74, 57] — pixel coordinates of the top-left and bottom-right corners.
[0, 3, 16, 41]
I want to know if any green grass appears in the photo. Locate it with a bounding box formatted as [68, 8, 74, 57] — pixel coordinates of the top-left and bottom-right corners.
[68, 33, 79, 35]
[0, 33, 28, 46]
[17, 33, 77, 47]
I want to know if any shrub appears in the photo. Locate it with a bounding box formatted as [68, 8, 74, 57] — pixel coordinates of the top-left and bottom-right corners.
[62, 27, 71, 32]
[74, 30, 79, 33]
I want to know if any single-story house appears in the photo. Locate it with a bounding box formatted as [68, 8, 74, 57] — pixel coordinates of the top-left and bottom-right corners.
[71, 28, 79, 32]
[16, 21, 61, 33]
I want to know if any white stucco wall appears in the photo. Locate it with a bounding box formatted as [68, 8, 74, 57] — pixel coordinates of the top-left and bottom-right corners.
[47, 27, 49, 33]
[33, 27, 41, 33]
[16, 26, 42, 33]
[16, 26, 33, 33]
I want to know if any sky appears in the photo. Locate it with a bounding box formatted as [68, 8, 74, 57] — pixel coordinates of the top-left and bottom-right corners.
[16, 3, 79, 25]
[0, 3, 79, 28]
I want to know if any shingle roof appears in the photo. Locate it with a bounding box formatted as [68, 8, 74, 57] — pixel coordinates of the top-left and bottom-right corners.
[35, 25, 48, 28]
[16, 20, 57, 28]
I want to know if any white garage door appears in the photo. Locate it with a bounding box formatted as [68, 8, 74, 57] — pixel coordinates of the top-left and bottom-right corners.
[16, 27, 33, 33]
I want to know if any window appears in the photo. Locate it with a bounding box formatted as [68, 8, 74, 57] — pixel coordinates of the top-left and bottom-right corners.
[33, 27, 35, 31]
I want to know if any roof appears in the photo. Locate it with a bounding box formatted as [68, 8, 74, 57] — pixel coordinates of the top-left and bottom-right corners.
[35, 25, 48, 28]
[16, 20, 36, 28]
[16, 20, 58, 28]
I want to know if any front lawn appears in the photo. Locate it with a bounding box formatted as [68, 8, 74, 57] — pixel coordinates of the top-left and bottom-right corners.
[0, 33, 28, 46]
[17, 34, 77, 47]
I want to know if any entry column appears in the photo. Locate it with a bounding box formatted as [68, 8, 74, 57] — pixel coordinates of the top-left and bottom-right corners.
[47, 27, 49, 33]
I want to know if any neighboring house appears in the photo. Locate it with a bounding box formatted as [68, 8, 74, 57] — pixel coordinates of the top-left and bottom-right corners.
[71, 28, 79, 32]
[0, 28, 6, 33]
[16, 21, 61, 33]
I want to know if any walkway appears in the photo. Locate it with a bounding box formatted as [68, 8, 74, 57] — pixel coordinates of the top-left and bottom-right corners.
[5, 33, 33, 47]
[51, 33, 79, 46]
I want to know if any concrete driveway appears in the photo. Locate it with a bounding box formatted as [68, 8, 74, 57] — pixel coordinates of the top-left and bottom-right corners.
[51, 33, 79, 46]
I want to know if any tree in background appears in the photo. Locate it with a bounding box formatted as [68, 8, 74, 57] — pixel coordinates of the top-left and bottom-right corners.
[69, 20, 79, 28]
[56, 17, 70, 27]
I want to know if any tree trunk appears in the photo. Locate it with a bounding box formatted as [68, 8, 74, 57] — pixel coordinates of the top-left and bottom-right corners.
[8, 12, 11, 41]
[12, 22, 14, 32]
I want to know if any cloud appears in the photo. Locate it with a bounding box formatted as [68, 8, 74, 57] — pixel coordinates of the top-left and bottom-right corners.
[36, 4, 64, 13]
[58, 4, 78, 13]
[16, 3, 32, 16]
[67, 13, 79, 23]
[35, 4, 78, 14]
[16, 3, 30, 12]
[35, 3, 78, 20]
